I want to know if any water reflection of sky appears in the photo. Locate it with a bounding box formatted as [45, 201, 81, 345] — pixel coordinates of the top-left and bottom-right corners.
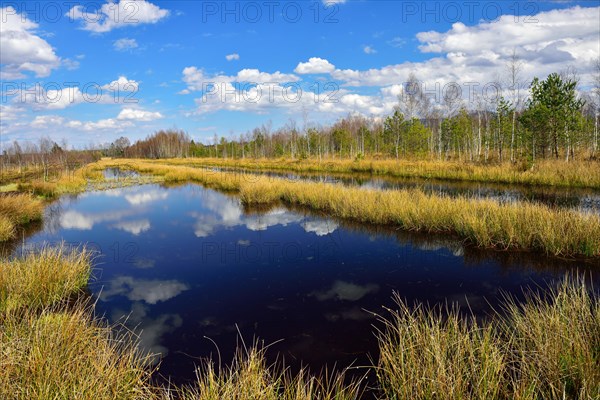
[17, 183, 596, 384]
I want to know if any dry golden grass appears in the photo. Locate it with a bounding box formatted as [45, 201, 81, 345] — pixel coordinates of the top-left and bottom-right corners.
[173, 346, 361, 400]
[0, 245, 155, 400]
[0, 245, 92, 313]
[376, 300, 505, 400]
[16, 165, 103, 198]
[377, 275, 600, 400]
[0, 193, 43, 224]
[0, 215, 14, 242]
[161, 157, 600, 189]
[500, 275, 600, 399]
[0, 305, 155, 400]
[0, 194, 44, 241]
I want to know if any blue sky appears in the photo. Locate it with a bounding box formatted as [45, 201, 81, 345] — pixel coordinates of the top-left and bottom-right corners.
[1, 0, 599, 148]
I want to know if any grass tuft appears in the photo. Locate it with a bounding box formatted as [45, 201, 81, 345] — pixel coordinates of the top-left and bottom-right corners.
[0, 194, 44, 241]
[377, 275, 600, 399]
[500, 275, 600, 399]
[0, 304, 155, 400]
[173, 345, 362, 400]
[0, 245, 92, 313]
[376, 299, 505, 400]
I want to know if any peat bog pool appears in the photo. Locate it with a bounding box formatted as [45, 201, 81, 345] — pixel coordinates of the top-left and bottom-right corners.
[4, 181, 599, 387]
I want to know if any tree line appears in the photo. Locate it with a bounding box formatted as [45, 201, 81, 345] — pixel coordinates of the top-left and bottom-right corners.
[3, 62, 600, 167]
[187, 65, 598, 163]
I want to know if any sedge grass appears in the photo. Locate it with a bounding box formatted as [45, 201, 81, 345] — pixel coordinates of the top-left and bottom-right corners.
[173, 346, 362, 400]
[0, 215, 14, 242]
[0, 245, 92, 313]
[500, 275, 600, 399]
[376, 299, 506, 400]
[377, 274, 600, 400]
[159, 157, 600, 189]
[0, 304, 155, 400]
[0, 194, 44, 241]
[98, 159, 600, 257]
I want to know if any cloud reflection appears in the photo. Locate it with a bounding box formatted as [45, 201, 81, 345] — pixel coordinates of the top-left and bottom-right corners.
[101, 276, 189, 304]
[311, 280, 379, 302]
[60, 209, 132, 230]
[124, 190, 168, 205]
[191, 191, 307, 236]
[302, 220, 338, 236]
[113, 219, 151, 235]
[113, 302, 182, 364]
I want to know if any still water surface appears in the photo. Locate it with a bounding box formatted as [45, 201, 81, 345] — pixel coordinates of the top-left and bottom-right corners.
[7, 181, 598, 385]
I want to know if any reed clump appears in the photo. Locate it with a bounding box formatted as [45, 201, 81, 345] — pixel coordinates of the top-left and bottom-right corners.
[0, 305, 155, 400]
[0, 245, 155, 400]
[0, 194, 44, 241]
[376, 299, 505, 400]
[0, 245, 92, 313]
[173, 346, 361, 400]
[500, 275, 600, 399]
[377, 275, 600, 400]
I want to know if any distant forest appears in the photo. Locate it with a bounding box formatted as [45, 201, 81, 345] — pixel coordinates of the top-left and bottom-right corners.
[3, 68, 600, 170]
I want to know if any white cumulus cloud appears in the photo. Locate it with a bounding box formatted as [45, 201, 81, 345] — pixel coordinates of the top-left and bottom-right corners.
[294, 57, 336, 74]
[117, 108, 163, 121]
[114, 38, 138, 51]
[68, 0, 170, 33]
[0, 6, 61, 78]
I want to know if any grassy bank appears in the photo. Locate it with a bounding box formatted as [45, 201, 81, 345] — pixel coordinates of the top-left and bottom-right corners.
[158, 157, 600, 189]
[99, 159, 600, 257]
[0, 194, 44, 241]
[0, 164, 109, 242]
[0, 246, 92, 313]
[15, 165, 104, 198]
[0, 245, 155, 399]
[1, 246, 598, 399]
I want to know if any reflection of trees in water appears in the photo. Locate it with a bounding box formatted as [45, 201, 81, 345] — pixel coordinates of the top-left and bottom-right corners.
[0, 221, 44, 258]
[43, 198, 69, 235]
[462, 246, 599, 273]
[0, 194, 79, 258]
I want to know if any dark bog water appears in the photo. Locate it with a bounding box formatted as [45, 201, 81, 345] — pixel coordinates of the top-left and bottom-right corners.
[6, 183, 598, 387]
